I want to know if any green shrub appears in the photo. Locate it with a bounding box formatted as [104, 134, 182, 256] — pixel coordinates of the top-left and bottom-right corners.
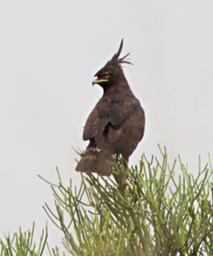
[1, 148, 212, 255]
[43, 148, 212, 255]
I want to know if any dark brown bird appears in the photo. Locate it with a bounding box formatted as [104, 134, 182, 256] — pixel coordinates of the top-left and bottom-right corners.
[76, 39, 145, 178]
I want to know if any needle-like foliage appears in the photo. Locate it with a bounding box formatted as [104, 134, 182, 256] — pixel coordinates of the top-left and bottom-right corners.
[41, 148, 212, 256]
[0, 148, 212, 255]
[0, 223, 48, 256]
[0, 223, 64, 256]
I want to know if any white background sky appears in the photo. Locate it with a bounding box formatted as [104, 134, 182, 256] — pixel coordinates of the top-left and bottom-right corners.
[0, 0, 212, 248]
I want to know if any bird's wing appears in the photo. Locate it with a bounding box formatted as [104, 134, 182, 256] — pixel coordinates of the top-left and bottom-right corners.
[83, 94, 143, 152]
[109, 95, 138, 126]
[107, 95, 145, 157]
[83, 97, 111, 142]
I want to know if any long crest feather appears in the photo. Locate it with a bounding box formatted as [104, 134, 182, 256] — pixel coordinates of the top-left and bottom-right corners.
[115, 39, 124, 58]
[118, 52, 132, 65]
[111, 39, 132, 65]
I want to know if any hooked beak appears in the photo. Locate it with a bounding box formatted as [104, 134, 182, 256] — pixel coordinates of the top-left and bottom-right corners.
[92, 76, 98, 85]
[92, 76, 109, 86]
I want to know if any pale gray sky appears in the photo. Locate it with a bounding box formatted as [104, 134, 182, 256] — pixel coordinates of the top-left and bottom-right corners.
[0, 0, 212, 247]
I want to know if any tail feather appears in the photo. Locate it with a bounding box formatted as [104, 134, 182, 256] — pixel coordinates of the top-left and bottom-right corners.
[76, 147, 113, 176]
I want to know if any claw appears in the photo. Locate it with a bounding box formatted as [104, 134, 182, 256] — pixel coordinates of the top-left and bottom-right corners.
[125, 179, 134, 191]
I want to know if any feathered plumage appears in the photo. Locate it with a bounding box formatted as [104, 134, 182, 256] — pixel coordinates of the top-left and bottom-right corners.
[76, 39, 145, 176]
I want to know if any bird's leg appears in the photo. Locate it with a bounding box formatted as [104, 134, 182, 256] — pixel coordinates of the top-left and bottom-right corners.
[120, 157, 133, 191]
[113, 156, 133, 190]
[120, 157, 128, 186]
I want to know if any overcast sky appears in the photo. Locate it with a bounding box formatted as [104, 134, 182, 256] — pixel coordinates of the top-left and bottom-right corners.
[0, 0, 212, 248]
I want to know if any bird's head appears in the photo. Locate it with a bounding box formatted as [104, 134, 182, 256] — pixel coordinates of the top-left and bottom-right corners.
[92, 39, 131, 88]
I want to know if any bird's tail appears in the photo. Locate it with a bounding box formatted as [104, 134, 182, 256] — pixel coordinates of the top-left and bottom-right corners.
[76, 147, 113, 176]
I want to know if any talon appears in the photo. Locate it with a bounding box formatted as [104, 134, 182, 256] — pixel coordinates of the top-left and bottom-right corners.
[125, 179, 134, 191]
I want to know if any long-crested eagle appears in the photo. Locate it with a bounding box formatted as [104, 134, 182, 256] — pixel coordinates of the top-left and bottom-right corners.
[76, 40, 145, 180]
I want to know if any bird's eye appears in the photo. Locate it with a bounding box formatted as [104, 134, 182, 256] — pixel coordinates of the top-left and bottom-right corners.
[102, 72, 110, 79]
